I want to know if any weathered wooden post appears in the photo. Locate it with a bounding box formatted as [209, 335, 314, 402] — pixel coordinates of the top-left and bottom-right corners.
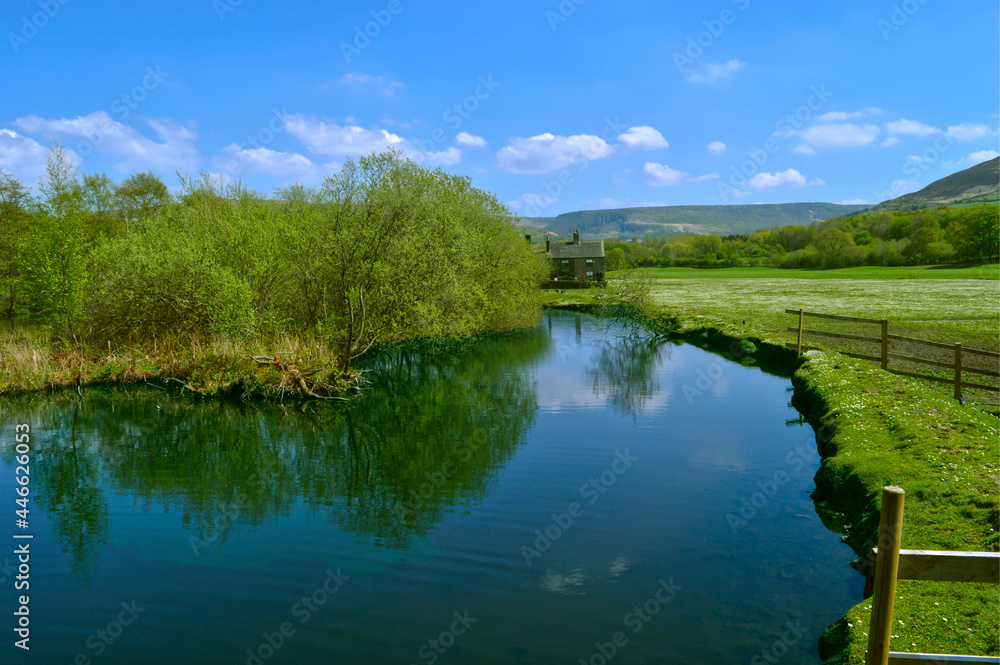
[880, 320, 889, 371]
[866, 486, 905, 665]
[954, 342, 963, 402]
[797, 309, 804, 355]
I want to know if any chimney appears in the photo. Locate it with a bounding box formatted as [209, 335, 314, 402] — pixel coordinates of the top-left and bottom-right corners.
[525, 233, 532, 243]
[545, 237, 550, 251]
[573, 229, 580, 245]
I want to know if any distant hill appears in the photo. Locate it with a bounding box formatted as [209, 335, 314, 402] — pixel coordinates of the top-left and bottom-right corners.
[518, 202, 868, 238]
[863, 157, 999, 213]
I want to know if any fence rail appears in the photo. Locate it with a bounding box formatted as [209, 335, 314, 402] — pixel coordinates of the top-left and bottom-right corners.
[865, 487, 1000, 665]
[785, 309, 999, 401]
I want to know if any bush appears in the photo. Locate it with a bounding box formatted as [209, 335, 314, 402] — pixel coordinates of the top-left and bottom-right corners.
[85, 221, 256, 341]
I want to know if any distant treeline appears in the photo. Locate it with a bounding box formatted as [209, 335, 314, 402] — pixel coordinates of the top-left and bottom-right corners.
[0, 145, 547, 372]
[603, 205, 1000, 270]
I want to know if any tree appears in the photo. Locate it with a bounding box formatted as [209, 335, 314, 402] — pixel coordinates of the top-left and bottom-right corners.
[0, 172, 34, 316]
[81, 173, 118, 238]
[951, 205, 1000, 261]
[115, 171, 170, 232]
[902, 226, 940, 264]
[813, 227, 856, 267]
[23, 143, 87, 337]
[606, 247, 629, 271]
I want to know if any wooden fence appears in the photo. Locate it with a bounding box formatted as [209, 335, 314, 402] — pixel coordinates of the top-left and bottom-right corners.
[865, 486, 1000, 664]
[785, 309, 1000, 401]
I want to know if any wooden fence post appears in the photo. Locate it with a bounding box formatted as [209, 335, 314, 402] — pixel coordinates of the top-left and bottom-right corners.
[797, 309, 804, 355]
[866, 486, 905, 665]
[880, 320, 889, 370]
[954, 342, 963, 401]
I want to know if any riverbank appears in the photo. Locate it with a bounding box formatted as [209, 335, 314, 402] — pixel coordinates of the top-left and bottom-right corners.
[0, 331, 358, 398]
[543, 294, 998, 663]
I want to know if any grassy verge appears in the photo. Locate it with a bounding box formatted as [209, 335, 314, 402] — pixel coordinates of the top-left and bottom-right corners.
[545, 265, 999, 663]
[0, 329, 354, 398]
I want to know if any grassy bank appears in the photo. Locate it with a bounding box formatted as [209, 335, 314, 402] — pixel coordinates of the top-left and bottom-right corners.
[545, 265, 999, 663]
[0, 328, 355, 398]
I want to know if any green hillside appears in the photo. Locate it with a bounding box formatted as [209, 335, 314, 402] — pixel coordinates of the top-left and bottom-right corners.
[518, 202, 868, 238]
[864, 156, 999, 212]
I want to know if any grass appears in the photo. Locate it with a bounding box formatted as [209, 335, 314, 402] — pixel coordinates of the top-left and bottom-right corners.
[628, 264, 1000, 280]
[545, 264, 999, 663]
[0, 328, 353, 398]
[608, 265, 1000, 357]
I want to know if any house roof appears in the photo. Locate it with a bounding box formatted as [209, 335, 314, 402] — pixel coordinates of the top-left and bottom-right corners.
[547, 240, 605, 259]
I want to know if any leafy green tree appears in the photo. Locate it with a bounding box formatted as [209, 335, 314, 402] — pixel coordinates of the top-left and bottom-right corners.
[813, 227, 856, 267]
[606, 247, 629, 271]
[23, 144, 87, 337]
[902, 226, 940, 264]
[80, 173, 118, 238]
[0, 172, 34, 315]
[115, 171, 171, 231]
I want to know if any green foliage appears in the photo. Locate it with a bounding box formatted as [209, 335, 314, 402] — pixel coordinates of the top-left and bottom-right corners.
[0, 171, 33, 316]
[599, 204, 997, 270]
[68, 149, 544, 371]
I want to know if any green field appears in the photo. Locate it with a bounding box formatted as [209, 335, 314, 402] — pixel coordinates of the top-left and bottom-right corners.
[626, 264, 1000, 280]
[613, 265, 1000, 352]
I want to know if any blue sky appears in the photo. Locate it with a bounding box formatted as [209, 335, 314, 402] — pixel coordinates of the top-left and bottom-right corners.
[1, 0, 997, 216]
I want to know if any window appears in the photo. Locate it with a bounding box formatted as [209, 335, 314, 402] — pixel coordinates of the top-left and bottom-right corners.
[586, 259, 594, 264]
[562, 259, 569, 264]
[586, 271, 594, 277]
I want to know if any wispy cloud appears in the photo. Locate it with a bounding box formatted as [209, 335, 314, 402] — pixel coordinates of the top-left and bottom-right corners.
[340, 72, 403, 96]
[14, 111, 199, 173]
[0, 128, 55, 184]
[644, 161, 718, 186]
[281, 113, 461, 165]
[685, 58, 746, 83]
[885, 118, 941, 136]
[456, 131, 487, 148]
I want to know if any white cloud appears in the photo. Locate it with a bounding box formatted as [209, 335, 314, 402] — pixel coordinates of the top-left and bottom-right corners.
[880, 137, 900, 147]
[906, 154, 934, 164]
[688, 172, 720, 182]
[455, 132, 487, 148]
[496, 132, 613, 175]
[281, 113, 461, 166]
[966, 150, 1000, 166]
[840, 198, 871, 205]
[686, 59, 746, 83]
[796, 123, 881, 147]
[816, 108, 882, 122]
[507, 192, 557, 214]
[946, 123, 992, 141]
[794, 145, 817, 155]
[748, 168, 807, 189]
[644, 162, 717, 186]
[886, 119, 941, 136]
[14, 112, 199, 173]
[213, 145, 339, 185]
[0, 129, 53, 184]
[707, 141, 726, 154]
[341, 72, 403, 96]
[643, 162, 687, 186]
[617, 126, 669, 150]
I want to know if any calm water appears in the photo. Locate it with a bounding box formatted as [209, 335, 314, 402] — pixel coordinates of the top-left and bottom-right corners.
[0, 311, 861, 664]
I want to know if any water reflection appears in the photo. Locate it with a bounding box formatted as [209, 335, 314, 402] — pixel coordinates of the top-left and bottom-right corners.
[4, 325, 549, 577]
